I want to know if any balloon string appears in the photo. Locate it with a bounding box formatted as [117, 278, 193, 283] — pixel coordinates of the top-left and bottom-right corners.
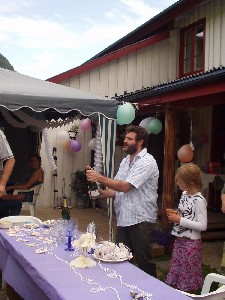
[189, 109, 192, 143]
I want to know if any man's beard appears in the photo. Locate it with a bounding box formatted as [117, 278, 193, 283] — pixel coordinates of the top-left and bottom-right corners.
[124, 143, 138, 155]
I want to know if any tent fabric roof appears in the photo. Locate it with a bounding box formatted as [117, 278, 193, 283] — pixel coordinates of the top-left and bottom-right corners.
[0, 68, 117, 120]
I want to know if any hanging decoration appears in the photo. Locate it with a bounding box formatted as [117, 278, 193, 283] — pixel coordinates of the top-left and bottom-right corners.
[0, 107, 28, 128]
[64, 139, 82, 153]
[12, 109, 79, 129]
[68, 124, 80, 140]
[80, 118, 92, 131]
[139, 117, 154, 134]
[117, 102, 135, 125]
[13, 110, 47, 129]
[64, 140, 71, 153]
[42, 128, 57, 171]
[149, 118, 162, 134]
[177, 109, 194, 163]
[64, 123, 82, 152]
[177, 144, 194, 163]
[94, 125, 103, 173]
[88, 138, 96, 150]
[70, 140, 82, 152]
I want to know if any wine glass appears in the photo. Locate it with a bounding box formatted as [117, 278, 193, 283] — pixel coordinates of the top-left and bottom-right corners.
[65, 219, 75, 251]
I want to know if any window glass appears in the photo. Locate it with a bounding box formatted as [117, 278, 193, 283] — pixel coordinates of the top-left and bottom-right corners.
[180, 20, 205, 76]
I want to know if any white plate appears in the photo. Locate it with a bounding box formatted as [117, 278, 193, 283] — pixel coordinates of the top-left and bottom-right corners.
[93, 253, 131, 263]
[0, 221, 12, 229]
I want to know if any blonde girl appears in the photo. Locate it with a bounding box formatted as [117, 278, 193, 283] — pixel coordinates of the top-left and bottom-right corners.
[166, 163, 207, 292]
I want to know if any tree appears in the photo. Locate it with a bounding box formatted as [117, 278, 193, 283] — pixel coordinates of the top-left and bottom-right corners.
[0, 53, 14, 71]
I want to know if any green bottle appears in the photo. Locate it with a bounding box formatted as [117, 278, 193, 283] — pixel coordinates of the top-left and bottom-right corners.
[88, 181, 100, 200]
[61, 197, 70, 220]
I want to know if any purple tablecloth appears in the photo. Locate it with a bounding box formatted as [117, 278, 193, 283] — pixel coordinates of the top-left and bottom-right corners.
[0, 229, 191, 300]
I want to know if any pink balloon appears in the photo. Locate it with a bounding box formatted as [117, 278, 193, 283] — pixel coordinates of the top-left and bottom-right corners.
[70, 140, 82, 152]
[80, 118, 92, 131]
[177, 144, 194, 163]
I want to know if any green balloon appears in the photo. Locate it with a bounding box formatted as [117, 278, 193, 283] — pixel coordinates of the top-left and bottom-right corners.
[117, 103, 135, 125]
[149, 119, 162, 134]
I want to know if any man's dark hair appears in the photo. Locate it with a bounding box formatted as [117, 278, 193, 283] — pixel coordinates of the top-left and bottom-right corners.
[126, 126, 149, 148]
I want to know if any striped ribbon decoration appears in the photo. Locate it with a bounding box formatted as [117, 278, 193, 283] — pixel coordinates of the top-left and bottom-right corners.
[99, 114, 117, 241]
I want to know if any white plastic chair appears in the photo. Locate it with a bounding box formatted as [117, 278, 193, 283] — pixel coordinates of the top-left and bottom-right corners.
[13, 183, 43, 217]
[0, 215, 43, 226]
[177, 273, 225, 299]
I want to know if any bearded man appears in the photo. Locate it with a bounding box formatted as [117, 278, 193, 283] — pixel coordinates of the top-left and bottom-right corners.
[86, 125, 159, 277]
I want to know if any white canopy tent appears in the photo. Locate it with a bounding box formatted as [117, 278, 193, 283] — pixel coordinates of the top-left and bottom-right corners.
[0, 67, 117, 240]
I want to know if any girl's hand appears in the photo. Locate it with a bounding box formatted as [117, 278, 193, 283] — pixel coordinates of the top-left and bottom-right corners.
[166, 208, 181, 223]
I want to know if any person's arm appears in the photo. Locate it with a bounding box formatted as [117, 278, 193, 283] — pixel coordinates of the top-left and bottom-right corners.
[168, 198, 207, 232]
[0, 157, 15, 197]
[7, 169, 42, 190]
[221, 193, 225, 213]
[2, 193, 25, 201]
[86, 168, 134, 193]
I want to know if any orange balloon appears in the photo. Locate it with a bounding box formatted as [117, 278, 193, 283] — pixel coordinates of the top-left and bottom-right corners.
[177, 144, 194, 163]
[64, 140, 71, 153]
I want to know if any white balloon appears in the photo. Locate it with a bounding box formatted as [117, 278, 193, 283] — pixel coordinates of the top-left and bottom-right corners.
[88, 138, 96, 150]
[139, 117, 154, 134]
[57, 130, 70, 145]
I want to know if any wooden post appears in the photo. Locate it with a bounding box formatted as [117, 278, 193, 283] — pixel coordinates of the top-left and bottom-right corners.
[162, 108, 176, 230]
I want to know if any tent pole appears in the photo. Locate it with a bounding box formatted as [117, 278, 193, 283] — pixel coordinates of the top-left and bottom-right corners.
[53, 147, 59, 209]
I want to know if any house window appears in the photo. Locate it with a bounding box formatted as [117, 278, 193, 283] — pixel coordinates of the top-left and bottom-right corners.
[179, 19, 205, 77]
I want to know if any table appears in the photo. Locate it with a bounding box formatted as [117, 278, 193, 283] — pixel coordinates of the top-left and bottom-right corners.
[0, 227, 191, 300]
[201, 173, 225, 190]
[201, 173, 225, 208]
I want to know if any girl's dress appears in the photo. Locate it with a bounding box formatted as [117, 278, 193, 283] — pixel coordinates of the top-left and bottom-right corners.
[166, 191, 207, 292]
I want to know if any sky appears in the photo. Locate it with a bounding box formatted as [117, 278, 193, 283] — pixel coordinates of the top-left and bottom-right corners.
[0, 0, 177, 80]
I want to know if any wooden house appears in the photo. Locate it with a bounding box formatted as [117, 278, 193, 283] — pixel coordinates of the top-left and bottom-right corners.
[48, 0, 225, 230]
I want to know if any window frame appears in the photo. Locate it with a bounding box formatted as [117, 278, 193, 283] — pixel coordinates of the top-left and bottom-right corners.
[179, 18, 206, 77]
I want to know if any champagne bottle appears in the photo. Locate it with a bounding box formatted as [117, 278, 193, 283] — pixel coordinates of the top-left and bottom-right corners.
[86, 166, 100, 200]
[61, 197, 70, 220]
[88, 181, 100, 200]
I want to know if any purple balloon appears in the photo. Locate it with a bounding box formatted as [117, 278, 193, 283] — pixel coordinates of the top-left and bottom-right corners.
[70, 140, 82, 152]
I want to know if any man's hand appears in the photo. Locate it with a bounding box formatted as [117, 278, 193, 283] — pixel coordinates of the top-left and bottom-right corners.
[86, 166, 99, 182]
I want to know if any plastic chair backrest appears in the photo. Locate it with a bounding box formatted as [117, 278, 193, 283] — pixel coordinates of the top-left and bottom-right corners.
[176, 273, 225, 299]
[13, 183, 43, 217]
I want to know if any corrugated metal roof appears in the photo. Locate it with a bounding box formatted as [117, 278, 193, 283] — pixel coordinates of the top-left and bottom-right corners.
[115, 66, 225, 102]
